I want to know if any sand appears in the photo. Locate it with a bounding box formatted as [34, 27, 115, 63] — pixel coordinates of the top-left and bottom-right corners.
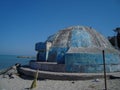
[0, 74, 120, 90]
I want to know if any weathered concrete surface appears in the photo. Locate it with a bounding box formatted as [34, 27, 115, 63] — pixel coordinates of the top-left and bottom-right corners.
[29, 60, 65, 72]
[66, 47, 120, 73]
[46, 26, 113, 48]
[19, 66, 120, 80]
[45, 26, 116, 64]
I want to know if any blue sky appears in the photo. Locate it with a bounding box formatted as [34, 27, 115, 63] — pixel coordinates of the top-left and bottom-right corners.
[0, 0, 120, 56]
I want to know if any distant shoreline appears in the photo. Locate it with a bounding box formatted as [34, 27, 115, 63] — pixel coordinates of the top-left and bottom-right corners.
[17, 56, 36, 59]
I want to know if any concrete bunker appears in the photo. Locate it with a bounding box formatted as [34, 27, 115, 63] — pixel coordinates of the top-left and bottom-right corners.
[30, 26, 120, 73]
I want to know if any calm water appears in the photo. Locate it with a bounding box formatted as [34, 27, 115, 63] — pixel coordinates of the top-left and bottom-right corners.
[0, 55, 31, 70]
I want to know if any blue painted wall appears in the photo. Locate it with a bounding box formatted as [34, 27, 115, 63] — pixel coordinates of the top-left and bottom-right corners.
[37, 52, 46, 61]
[35, 42, 46, 61]
[35, 42, 46, 51]
[65, 53, 120, 73]
[48, 47, 68, 64]
[70, 29, 93, 47]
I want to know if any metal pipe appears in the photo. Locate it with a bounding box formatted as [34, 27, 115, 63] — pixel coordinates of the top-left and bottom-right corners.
[102, 50, 107, 90]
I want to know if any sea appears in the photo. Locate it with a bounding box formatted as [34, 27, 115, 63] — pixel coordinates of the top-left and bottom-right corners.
[0, 55, 32, 70]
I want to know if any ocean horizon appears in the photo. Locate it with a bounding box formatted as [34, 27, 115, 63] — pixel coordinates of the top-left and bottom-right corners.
[0, 55, 32, 70]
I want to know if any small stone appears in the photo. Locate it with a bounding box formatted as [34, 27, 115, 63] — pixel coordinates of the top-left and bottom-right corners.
[92, 79, 100, 82]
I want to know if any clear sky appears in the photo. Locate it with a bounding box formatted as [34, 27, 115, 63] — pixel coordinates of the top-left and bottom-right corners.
[0, 0, 120, 56]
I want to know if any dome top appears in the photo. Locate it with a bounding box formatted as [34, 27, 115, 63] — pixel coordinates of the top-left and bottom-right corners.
[46, 26, 112, 49]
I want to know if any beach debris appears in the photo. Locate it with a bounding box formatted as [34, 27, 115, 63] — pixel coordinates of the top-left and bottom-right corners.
[9, 73, 15, 79]
[71, 81, 75, 84]
[92, 79, 100, 82]
[30, 70, 39, 89]
[1, 63, 21, 79]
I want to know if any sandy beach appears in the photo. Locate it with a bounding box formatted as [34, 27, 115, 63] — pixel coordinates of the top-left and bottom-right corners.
[0, 74, 120, 90]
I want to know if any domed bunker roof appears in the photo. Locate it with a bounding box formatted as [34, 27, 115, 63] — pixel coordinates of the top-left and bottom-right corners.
[46, 26, 113, 49]
[35, 26, 120, 73]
